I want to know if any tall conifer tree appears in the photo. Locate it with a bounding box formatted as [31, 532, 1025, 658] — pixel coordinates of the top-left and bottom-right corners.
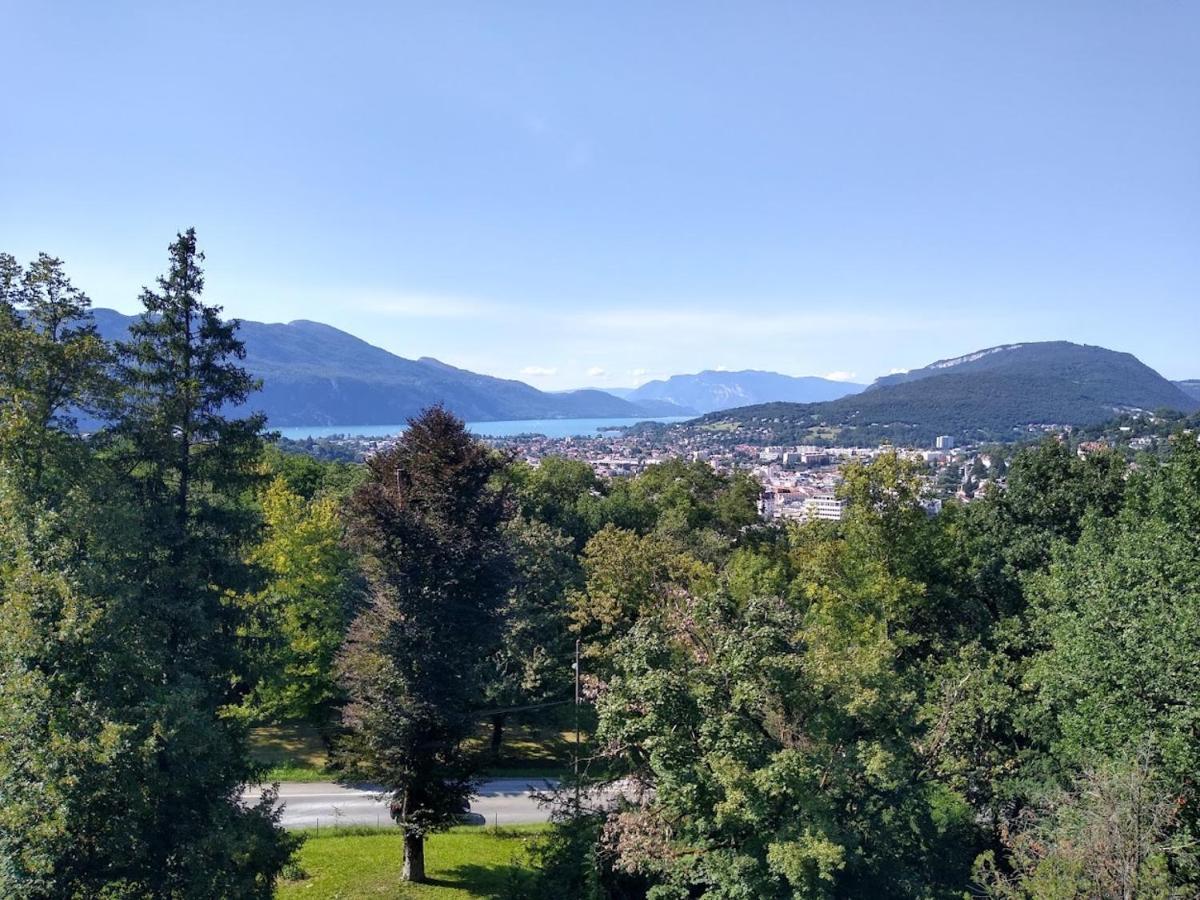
[103, 229, 293, 894]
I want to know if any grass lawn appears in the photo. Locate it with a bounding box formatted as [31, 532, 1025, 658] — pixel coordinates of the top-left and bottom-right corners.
[251, 721, 333, 783]
[253, 718, 580, 784]
[277, 826, 544, 899]
[464, 719, 577, 781]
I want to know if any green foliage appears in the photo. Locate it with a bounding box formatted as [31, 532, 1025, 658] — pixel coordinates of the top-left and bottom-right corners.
[1028, 437, 1200, 822]
[522, 436, 1200, 898]
[0, 234, 296, 896]
[239, 476, 357, 725]
[482, 517, 580, 754]
[577, 454, 983, 898]
[975, 752, 1197, 899]
[262, 442, 366, 502]
[595, 458, 759, 550]
[0, 253, 111, 495]
[336, 406, 513, 879]
[506, 456, 603, 549]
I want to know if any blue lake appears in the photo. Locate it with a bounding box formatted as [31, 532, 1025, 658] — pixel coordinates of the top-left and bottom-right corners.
[275, 416, 690, 441]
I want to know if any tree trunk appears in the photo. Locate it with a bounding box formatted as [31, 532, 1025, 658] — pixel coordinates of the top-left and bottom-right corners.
[402, 833, 425, 883]
[489, 712, 506, 761]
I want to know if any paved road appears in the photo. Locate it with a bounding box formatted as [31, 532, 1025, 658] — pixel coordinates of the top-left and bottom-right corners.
[256, 778, 560, 829]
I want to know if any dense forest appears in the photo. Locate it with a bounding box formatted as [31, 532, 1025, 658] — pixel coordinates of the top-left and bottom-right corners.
[3, 236, 1200, 898]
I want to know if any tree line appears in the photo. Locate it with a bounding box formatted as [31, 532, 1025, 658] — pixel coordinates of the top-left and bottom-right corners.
[512, 422, 1200, 898]
[4, 233, 1200, 897]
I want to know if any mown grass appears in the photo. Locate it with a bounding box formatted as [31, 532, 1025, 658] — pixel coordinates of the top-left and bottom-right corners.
[253, 718, 579, 784]
[277, 825, 545, 899]
[464, 719, 577, 781]
[251, 721, 333, 783]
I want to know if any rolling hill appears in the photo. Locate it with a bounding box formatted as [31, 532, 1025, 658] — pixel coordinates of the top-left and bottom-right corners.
[619, 369, 864, 414]
[90, 309, 685, 426]
[694, 342, 1199, 445]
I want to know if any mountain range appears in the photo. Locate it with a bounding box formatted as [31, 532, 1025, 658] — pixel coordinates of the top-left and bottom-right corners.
[695, 342, 1199, 445]
[91, 309, 689, 426]
[88, 312, 1196, 441]
[607, 370, 864, 414]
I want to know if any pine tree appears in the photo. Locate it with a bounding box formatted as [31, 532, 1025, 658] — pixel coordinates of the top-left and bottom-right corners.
[101, 229, 294, 894]
[337, 406, 512, 882]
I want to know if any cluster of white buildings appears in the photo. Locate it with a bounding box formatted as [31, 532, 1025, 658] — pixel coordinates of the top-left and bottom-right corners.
[760, 488, 846, 523]
[754, 446, 852, 523]
[753, 441, 964, 523]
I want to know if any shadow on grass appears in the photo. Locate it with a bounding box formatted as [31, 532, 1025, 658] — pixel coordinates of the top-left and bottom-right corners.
[430, 859, 532, 898]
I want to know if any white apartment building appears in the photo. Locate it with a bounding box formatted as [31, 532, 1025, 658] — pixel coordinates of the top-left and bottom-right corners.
[802, 493, 845, 522]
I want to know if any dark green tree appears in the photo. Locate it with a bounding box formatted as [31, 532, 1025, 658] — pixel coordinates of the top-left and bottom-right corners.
[336, 406, 512, 882]
[0, 235, 293, 897]
[506, 456, 605, 549]
[103, 229, 294, 895]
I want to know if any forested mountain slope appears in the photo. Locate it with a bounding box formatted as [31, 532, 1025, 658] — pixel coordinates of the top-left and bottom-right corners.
[91, 309, 679, 425]
[696, 342, 1197, 444]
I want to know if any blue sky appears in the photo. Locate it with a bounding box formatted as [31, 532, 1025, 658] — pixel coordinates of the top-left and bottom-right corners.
[2, 2, 1197, 389]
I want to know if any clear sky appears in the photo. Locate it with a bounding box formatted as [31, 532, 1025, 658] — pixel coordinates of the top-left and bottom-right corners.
[2, 2, 1197, 389]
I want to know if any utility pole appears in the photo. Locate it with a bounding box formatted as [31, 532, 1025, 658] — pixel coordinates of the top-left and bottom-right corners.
[574, 638, 581, 811]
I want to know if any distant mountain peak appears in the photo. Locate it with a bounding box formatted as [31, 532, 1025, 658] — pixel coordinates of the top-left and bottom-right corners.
[624, 368, 864, 414]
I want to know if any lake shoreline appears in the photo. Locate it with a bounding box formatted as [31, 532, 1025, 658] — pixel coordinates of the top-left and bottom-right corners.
[275, 416, 690, 441]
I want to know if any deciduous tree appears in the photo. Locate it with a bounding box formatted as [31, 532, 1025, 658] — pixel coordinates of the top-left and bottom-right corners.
[337, 406, 512, 882]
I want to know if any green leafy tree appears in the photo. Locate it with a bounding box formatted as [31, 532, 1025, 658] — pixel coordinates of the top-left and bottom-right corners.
[484, 516, 580, 758]
[0, 479, 130, 896]
[240, 476, 356, 726]
[0, 251, 128, 897]
[0, 235, 294, 896]
[1027, 436, 1200, 834]
[581, 453, 978, 898]
[572, 524, 715, 672]
[594, 458, 760, 554]
[262, 442, 366, 503]
[507, 456, 605, 549]
[0, 252, 110, 493]
[336, 406, 512, 882]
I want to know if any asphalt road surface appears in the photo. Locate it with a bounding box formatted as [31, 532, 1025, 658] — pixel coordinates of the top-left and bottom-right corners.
[257, 778, 560, 829]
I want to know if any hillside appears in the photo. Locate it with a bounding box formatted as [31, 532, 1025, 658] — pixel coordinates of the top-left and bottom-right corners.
[693, 342, 1199, 445]
[90, 309, 676, 426]
[1175, 380, 1200, 402]
[621, 369, 864, 414]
